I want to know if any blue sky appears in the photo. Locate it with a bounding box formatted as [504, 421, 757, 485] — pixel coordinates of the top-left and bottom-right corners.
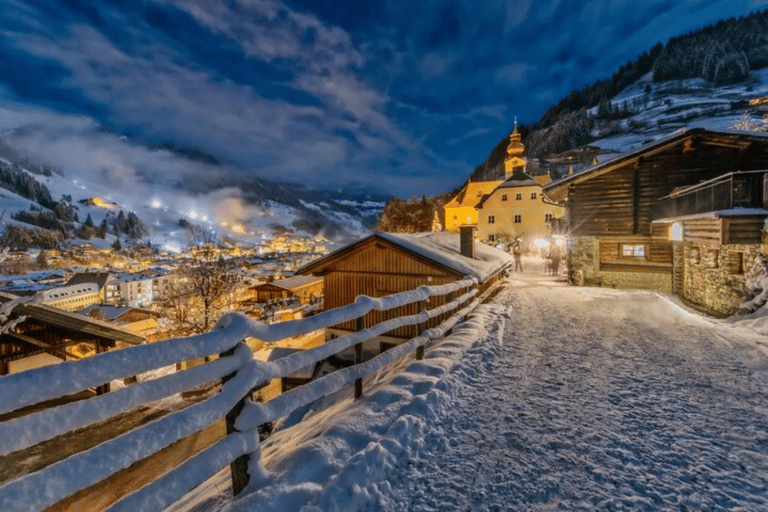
[0, 0, 766, 196]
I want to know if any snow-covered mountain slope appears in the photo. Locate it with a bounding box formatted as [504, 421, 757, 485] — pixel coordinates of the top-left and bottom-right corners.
[587, 68, 768, 157]
[0, 134, 386, 250]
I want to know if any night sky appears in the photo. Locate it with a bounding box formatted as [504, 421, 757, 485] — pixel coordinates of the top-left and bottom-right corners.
[0, 0, 766, 196]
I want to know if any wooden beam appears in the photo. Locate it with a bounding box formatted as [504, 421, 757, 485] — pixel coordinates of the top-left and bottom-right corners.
[6, 332, 80, 360]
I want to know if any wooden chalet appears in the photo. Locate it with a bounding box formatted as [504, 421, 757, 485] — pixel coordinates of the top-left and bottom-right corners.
[544, 128, 768, 315]
[298, 230, 512, 352]
[0, 293, 144, 385]
[252, 275, 323, 304]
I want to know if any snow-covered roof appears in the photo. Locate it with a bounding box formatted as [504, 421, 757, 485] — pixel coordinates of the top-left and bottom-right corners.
[39, 282, 99, 302]
[376, 232, 512, 281]
[497, 170, 540, 189]
[257, 275, 322, 291]
[544, 128, 768, 201]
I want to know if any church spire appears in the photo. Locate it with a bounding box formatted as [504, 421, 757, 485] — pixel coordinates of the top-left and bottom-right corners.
[505, 117, 526, 179]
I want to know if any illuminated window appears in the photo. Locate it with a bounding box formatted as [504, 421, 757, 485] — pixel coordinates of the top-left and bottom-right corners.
[501, 194, 508, 201]
[453, 215, 457, 226]
[466, 215, 472, 224]
[670, 222, 684, 242]
[516, 193, 522, 200]
[488, 215, 495, 224]
[514, 214, 522, 223]
[621, 244, 646, 257]
[530, 192, 537, 200]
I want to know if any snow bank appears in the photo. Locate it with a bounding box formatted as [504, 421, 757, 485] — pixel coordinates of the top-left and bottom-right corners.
[216, 304, 506, 512]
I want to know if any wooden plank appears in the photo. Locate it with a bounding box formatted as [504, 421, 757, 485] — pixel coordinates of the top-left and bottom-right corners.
[45, 419, 226, 512]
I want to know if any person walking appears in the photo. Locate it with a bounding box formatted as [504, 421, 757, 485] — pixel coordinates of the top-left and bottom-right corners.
[511, 238, 523, 272]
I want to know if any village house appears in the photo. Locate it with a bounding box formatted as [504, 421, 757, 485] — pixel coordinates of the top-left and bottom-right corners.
[66, 271, 172, 308]
[79, 304, 162, 339]
[298, 229, 512, 355]
[252, 275, 323, 304]
[38, 283, 100, 312]
[0, 292, 144, 381]
[544, 127, 768, 316]
[476, 169, 565, 245]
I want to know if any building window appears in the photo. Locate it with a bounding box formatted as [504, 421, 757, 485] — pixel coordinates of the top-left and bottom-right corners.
[467, 215, 472, 224]
[621, 244, 646, 257]
[501, 194, 508, 201]
[515, 193, 522, 200]
[488, 234, 496, 242]
[453, 215, 457, 226]
[488, 215, 495, 224]
[729, 251, 744, 274]
[530, 192, 537, 200]
[514, 214, 522, 223]
[545, 213, 553, 222]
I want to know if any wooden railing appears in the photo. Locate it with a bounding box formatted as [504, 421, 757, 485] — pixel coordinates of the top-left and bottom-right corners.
[0, 277, 480, 512]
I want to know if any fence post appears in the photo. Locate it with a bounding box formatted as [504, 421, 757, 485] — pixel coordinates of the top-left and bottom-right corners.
[95, 339, 110, 395]
[445, 291, 455, 336]
[354, 316, 364, 399]
[416, 300, 426, 360]
[221, 342, 251, 496]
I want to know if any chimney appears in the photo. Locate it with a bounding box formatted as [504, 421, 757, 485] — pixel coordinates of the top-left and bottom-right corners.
[460, 225, 476, 259]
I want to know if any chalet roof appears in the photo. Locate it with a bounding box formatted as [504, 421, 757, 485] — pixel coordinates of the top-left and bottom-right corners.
[444, 180, 504, 209]
[66, 272, 112, 290]
[543, 128, 768, 202]
[78, 304, 162, 322]
[0, 293, 144, 345]
[498, 170, 540, 189]
[255, 275, 322, 291]
[298, 232, 513, 282]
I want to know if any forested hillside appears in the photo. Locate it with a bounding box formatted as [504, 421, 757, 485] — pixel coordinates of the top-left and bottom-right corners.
[469, 9, 768, 182]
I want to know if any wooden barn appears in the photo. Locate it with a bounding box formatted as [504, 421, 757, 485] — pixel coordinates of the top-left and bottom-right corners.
[544, 128, 768, 315]
[252, 275, 323, 304]
[298, 229, 512, 353]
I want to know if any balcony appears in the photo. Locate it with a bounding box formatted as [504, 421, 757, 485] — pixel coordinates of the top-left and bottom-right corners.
[654, 171, 768, 220]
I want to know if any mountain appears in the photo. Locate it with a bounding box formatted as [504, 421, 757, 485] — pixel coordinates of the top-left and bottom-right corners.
[0, 131, 387, 252]
[470, 10, 768, 183]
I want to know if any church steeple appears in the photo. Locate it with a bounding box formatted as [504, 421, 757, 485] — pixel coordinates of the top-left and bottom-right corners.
[504, 117, 526, 179]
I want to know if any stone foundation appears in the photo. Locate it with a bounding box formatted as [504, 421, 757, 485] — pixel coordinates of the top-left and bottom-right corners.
[682, 243, 761, 316]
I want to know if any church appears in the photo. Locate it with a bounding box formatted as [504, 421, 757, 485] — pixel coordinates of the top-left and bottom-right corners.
[444, 122, 565, 248]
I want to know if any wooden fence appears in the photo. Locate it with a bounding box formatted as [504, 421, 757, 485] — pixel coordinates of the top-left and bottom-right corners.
[0, 277, 480, 512]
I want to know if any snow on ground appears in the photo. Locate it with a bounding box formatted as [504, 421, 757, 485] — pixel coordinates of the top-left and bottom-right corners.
[174, 257, 768, 512]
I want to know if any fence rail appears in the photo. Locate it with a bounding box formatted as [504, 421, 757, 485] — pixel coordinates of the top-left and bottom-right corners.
[0, 276, 480, 512]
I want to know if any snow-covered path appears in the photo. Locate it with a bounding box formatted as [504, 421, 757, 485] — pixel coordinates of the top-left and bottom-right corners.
[192, 266, 768, 512]
[379, 276, 768, 511]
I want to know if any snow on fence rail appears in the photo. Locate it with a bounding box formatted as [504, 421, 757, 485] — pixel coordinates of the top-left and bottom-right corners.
[0, 276, 480, 512]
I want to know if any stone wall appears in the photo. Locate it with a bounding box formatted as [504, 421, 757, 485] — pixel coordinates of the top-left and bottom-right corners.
[568, 237, 599, 286]
[682, 242, 762, 316]
[568, 236, 672, 292]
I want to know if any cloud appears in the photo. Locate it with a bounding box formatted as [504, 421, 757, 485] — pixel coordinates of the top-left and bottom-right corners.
[0, 0, 765, 199]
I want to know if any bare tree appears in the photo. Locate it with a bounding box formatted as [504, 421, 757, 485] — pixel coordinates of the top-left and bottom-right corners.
[159, 234, 242, 334]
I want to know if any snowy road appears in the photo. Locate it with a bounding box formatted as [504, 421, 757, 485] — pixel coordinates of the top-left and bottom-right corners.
[192, 267, 768, 512]
[379, 276, 768, 511]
